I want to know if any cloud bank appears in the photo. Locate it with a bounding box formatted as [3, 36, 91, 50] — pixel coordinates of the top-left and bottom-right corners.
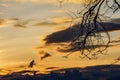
[44, 19, 120, 43]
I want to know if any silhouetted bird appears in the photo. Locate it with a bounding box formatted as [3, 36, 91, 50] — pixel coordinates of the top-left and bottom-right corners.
[41, 52, 51, 60]
[28, 60, 35, 68]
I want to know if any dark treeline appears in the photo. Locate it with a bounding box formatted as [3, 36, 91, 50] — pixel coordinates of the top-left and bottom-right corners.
[0, 65, 120, 80]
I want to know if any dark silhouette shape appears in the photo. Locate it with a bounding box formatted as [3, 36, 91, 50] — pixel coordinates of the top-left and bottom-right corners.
[63, 70, 71, 80]
[1, 65, 120, 80]
[41, 52, 51, 60]
[49, 71, 60, 80]
[44, 23, 120, 44]
[63, 70, 82, 80]
[28, 60, 35, 68]
[47, 0, 120, 59]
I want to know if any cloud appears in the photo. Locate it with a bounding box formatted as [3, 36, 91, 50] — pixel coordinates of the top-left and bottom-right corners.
[0, 16, 72, 27]
[34, 22, 59, 26]
[13, 23, 27, 28]
[0, 18, 18, 27]
[10, 18, 19, 21]
[44, 20, 120, 43]
[13, 19, 30, 28]
[7, 0, 84, 4]
[5, 0, 55, 4]
[40, 18, 120, 53]
[18, 65, 26, 68]
[49, 16, 72, 24]
[98, 22, 120, 32]
[111, 18, 120, 24]
[45, 67, 59, 70]
[0, 3, 9, 7]
[0, 18, 32, 28]
[44, 25, 79, 43]
[33, 16, 72, 26]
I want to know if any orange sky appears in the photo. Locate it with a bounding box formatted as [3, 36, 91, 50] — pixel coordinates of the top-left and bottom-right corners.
[0, 0, 120, 75]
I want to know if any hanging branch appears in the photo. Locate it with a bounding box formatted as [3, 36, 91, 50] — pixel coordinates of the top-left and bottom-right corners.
[56, 0, 120, 59]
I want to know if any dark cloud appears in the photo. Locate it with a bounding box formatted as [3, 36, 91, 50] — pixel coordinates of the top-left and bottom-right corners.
[111, 18, 120, 24]
[44, 22, 120, 43]
[44, 25, 79, 43]
[101, 22, 120, 32]
[45, 67, 59, 70]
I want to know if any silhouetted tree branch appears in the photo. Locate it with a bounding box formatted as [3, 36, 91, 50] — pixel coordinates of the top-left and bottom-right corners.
[57, 0, 120, 59]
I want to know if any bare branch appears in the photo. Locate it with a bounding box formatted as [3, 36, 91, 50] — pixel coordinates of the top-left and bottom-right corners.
[56, 0, 120, 59]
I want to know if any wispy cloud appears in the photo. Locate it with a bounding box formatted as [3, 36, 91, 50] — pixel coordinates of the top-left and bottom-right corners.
[7, 0, 84, 4]
[0, 16, 72, 27]
[13, 19, 32, 28]
[34, 22, 59, 26]
[33, 16, 72, 27]
[0, 3, 9, 7]
[13, 23, 27, 28]
[49, 16, 72, 24]
[0, 18, 17, 27]
[0, 18, 32, 28]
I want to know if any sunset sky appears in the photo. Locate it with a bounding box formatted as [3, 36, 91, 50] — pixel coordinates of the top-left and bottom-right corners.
[0, 0, 120, 75]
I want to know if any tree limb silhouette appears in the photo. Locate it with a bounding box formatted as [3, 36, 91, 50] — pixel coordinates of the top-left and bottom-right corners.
[57, 0, 120, 59]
